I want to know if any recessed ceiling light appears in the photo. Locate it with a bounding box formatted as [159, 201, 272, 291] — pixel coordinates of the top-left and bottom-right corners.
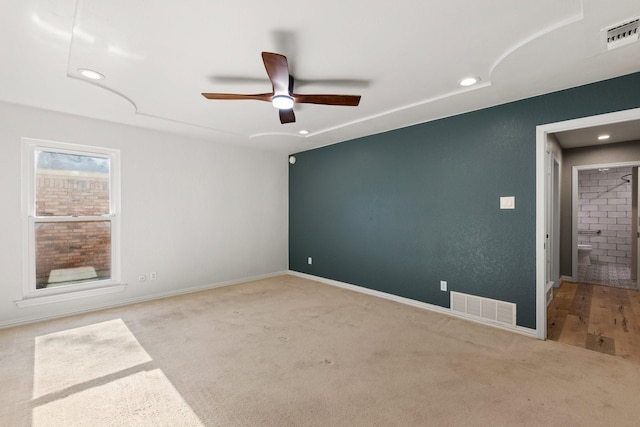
[78, 68, 104, 80]
[272, 95, 294, 109]
[597, 134, 610, 140]
[459, 76, 480, 87]
[299, 130, 309, 135]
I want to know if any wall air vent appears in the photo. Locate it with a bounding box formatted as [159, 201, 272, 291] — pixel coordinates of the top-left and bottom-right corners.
[450, 291, 516, 327]
[604, 18, 639, 50]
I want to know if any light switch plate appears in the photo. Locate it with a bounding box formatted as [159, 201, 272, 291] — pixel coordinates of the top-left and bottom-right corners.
[500, 196, 515, 209]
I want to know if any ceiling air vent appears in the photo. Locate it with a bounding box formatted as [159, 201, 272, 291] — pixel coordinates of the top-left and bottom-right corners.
[604, 18, 639, 50]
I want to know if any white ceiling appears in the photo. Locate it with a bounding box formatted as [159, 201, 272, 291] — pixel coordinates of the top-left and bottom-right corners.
[554, 119, 640, 149]
[2, 0, 640, 154]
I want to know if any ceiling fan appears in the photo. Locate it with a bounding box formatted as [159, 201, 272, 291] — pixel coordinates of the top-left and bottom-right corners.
[202, 52, 361, 124]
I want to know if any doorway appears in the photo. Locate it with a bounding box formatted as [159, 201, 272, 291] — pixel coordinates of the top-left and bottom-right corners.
[535, 107, 640, 340]
[572, 164, 639, 290]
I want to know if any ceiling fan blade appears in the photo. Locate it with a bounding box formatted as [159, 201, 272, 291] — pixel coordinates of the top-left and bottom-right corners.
[279, 109, 296, 124]
[293, 94, 361, 106]
[262, 52, 291, 95]
[202, 52, 361, 125]
[202, 93, 273, 101]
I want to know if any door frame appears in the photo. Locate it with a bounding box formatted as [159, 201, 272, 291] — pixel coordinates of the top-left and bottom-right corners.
[634, 167, 639, 282]
[535, 107, 640, 340]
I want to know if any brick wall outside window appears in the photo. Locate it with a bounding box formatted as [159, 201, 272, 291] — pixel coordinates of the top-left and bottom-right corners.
[35, 170, 111, 286]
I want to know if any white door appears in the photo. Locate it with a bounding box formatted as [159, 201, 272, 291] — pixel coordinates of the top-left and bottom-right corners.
[551, 159, 561, 286]
[545, 151, 551, 288]
[545, 150, 560, 305]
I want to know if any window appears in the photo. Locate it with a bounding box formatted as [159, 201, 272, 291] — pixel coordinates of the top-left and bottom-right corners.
[21, 138, 122, 303]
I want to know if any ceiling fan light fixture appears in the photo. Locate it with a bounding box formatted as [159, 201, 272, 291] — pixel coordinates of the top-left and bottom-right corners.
[459, 76, 479, 87]
[272, 95, 294, 109]
[78, 68, 104, 80]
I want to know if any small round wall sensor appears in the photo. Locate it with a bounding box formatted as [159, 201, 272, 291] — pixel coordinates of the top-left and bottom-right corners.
[289, 156, 296, 164]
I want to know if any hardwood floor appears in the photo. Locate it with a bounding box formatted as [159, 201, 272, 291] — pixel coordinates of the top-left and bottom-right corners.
[547, 281, 640, 363]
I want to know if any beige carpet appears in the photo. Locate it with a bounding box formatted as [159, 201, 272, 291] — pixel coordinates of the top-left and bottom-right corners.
[2, 275, 640, 426]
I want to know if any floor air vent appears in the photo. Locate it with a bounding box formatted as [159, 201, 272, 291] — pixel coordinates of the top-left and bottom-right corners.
[450, 291, 516, 327]
[604, 18, 639, 50]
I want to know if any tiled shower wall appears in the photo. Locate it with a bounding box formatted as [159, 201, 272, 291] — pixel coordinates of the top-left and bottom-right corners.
[578, 167, 632, 265]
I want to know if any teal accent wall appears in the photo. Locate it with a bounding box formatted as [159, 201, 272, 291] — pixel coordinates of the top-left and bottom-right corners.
[289, 72, 640, 329]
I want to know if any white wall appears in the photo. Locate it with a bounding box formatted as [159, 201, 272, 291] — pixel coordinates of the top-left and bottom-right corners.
[0, 101, 289, 326]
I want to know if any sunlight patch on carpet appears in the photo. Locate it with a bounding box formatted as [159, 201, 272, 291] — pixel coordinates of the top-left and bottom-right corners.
[32, 319, 204, 426]
[33, 319, 151, 398]
[32, 369, 204, 427]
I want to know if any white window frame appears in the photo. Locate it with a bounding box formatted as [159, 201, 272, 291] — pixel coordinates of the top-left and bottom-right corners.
[18, 138, 124, 307]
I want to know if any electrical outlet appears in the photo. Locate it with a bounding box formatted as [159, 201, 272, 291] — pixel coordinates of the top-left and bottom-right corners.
[440, 280, 447, 291]
[308, 257, 312, 265]
[139, 275, 146, 282]
[150, 272, 157, 280]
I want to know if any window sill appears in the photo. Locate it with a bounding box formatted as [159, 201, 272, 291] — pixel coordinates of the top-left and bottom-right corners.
[15, 284, 127, 308]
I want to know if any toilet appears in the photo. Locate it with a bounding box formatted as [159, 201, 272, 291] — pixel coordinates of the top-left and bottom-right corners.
[577, 244, 593, 265]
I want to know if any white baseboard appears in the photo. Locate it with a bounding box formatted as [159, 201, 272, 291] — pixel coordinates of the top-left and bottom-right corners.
[0, 270, 288, 329]
[560, 275, 573, 283]
[288, 270, 538, 339]
[545, 280, 554, 293]
[3, 270, 539, 339]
